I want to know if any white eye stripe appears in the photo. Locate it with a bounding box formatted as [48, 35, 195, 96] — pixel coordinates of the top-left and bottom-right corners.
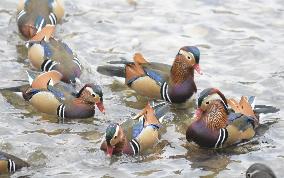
[178, 49, 195, 61]
[114, 125, 119, 137]
[86, 87, 96, 96]
[203, 94, 222, 105]
[109, 125, 119, 145]
[202, 94, 228, 110]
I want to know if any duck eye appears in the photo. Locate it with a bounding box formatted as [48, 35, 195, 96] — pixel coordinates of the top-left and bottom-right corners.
[246, 173, 251, 178]
[187, 56, 191, 60]
[206, 101, 209, 105]
[114, 136, 117, 139]
[92, 94, 96, 97]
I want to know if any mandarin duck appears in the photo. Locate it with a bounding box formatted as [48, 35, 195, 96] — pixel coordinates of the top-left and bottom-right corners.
[100, 101, 169, 157]
[186, 88, 259, 148]
[0, 151, 29, 174]
[17, 0, 64, 39]
[97, 46, 202, 104]
[26, 25, 82, 83]
[246, 163, 276, 178]
[22, 70, 105, 119]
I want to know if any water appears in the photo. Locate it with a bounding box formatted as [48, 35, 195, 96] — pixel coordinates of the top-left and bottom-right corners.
[0, 0, 283, 177]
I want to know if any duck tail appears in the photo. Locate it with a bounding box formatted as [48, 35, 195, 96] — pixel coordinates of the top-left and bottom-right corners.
[0, 84, 29, 93]
[97, 56, 136, 78]
[247, 91, 280, 115]
[107, 57, 133, 65]
[97, 65, 126, 78]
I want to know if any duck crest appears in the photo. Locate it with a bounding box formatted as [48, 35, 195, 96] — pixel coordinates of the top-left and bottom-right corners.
[203, 100, 228, 130]
[170, 55, 194, 84]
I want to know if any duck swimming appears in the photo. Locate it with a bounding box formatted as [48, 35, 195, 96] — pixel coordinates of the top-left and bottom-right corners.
[23, 70, 105, 119]
[97, 46, 202, 104]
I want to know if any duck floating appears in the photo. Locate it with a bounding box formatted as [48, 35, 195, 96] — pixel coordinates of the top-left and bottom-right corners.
[100, 101, 169, 157]
[97, 46, 202, 104]
[186, 88, 259, 148]
[26, 25, 82, 83]
[17, 0, 64, 39]
[0, 151, 29, 174]
[23, 70, 105, 119]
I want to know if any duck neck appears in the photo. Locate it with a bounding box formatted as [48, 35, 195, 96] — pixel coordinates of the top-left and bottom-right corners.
[73, 98, 95, 106]
[76, 89, 96, 106]
[170, 56, 194, 85]
[115, 132, 127, 153]
[203, 100, 228, 130]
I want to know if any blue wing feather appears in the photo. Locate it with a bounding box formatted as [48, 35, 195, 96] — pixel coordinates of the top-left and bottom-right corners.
[47, 85, 65, 100]
[144, 68, 165, 85]
[229, 114, 255, 131]
[228, 113, 242, 123]
[41, 41, 52, 58]
[132, 118, 144, 138]
[62, 42, 73, 54]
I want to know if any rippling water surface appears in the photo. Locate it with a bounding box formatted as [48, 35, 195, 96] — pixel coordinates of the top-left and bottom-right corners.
[0, 0, 283, 177]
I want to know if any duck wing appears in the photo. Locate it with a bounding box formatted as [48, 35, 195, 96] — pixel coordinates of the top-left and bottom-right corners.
[47, 81, 77, 103]
[141, 62, 171, 85]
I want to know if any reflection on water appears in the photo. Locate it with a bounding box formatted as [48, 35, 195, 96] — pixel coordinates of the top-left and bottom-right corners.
[0, 0, 283, 177]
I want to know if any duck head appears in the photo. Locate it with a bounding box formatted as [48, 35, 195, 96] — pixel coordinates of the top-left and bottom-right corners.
[77, 84, 105, 113]
[17, 0, 64, 39]
[195, 88, 229, 129]
[105, 123, 125, 157]
[170, 46, 201, 84]
[177, 46, 202, 74]
[17, 11, 48, 39]
[177, 46, 201, 73]
[104, 102, 168, 157]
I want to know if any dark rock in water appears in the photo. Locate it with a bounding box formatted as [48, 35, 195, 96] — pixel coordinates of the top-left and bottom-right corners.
[246, 163, 276, 178]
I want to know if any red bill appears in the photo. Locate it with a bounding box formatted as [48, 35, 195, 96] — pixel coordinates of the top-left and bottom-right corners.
[193, 64, 202, 75]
